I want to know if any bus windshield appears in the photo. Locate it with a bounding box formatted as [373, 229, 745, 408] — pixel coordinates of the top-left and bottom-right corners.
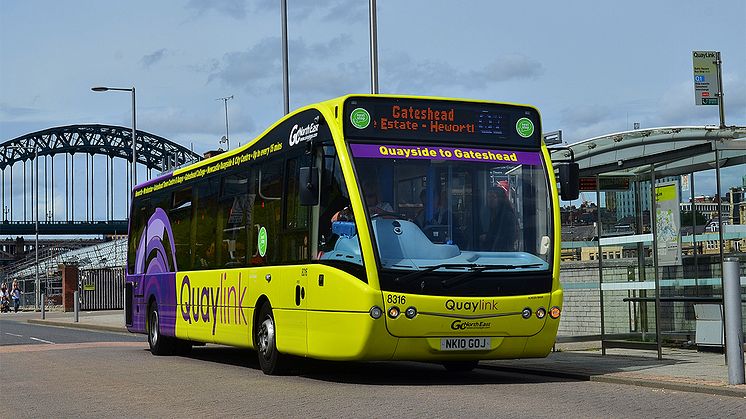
[349, 143, 552, 274]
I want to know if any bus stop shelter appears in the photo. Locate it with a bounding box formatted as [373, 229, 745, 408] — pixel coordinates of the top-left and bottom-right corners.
[551, 125, 746, 359]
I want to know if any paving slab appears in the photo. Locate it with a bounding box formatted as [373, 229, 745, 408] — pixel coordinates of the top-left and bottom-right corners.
[21, 310, 746, 397]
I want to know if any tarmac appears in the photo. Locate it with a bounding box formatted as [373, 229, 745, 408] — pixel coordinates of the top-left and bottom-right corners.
[14, 309, 746, 398]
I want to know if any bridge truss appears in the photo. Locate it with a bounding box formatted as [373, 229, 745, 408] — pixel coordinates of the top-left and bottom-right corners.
[1, 124, 201, 236]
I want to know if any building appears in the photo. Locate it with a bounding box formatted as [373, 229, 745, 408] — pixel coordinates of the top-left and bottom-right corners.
[680, 197, 731, 221]
[612, 176, 678, 221]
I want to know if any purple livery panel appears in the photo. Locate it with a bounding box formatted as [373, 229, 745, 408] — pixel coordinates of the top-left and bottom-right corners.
[127, 207, 178, 336]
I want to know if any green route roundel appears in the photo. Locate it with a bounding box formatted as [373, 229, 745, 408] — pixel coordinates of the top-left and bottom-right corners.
[258, 226, 267, 257]
[516, 117, 535, 138]
[350, 108, 371, 129]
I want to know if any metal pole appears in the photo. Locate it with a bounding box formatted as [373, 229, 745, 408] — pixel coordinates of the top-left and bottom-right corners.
[635, 177, 647, 339]
[41, 293, 46, 319]
[91, 154, 94, 221]
[85, 153, 89, 221]
[224, 98, 230, 149]
[35, 147, 40, 311]
[596, 175, 606, 355]
[691, 171, 699, 295]
[715, 51, 726, 128]
[71, 155, 74, 221]
[74, 290, 80, 323]
[132, 86, 137, 186]
[50, 155, 54, 221]
[281, 0, 290, 115]
[714, 146, 725, 262]
[369, 0, 379, 94]
[650, 165, 662, 360]
[723, 257, 744, 384]
[65, 154, 68, 221]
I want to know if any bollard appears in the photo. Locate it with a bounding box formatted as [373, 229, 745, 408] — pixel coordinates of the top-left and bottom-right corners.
[41, 293, 46, 320]
[74, 290, 80, 323]
[723, 257, 744, 385]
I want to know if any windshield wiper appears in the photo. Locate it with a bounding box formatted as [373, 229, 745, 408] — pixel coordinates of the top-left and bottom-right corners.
[441, 263, 544, 289]
[394, 263, 478, 286]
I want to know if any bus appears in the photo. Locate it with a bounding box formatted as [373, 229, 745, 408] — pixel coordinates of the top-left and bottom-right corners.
[125, 94, 579, 374]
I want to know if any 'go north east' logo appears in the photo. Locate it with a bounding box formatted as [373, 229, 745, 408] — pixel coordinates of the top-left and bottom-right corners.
[516, 117, 535, 138]
[350, 108, 371, 129]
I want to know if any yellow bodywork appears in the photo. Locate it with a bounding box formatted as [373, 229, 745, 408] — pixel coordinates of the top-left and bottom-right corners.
[171, 94, 563, 361]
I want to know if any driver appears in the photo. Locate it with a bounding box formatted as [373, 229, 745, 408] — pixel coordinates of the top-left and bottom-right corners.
[364, 183, 393, 215]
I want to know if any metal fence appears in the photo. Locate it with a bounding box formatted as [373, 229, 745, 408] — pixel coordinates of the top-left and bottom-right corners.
[79, 268, 125, 310]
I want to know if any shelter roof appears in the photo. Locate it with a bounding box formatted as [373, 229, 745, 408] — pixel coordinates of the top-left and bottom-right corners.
[550, 126, 746, 178]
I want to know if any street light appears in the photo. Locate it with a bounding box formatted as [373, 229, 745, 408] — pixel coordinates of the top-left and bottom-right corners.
[217, 95, 233, 150]
[92, 86, 137, 186]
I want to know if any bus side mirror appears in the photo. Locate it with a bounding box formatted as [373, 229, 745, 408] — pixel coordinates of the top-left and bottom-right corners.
[558, 162, 580, 201]
[299, 166, 319, 206]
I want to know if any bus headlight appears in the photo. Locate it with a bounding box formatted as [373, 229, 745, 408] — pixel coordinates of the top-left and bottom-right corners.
[521, 308, 532, 319]
[536, 307, 547, 319]
[404, 306, 417, 319]
[369, 306, 383, 319]
[388, 306, 401, 319]
[549, 306, 561, 319]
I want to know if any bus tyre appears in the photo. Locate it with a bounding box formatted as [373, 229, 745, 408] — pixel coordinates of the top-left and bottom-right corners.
[442, 360, 479, 372]
[147, 301, 174, 356]
[256, 304, 287, 375]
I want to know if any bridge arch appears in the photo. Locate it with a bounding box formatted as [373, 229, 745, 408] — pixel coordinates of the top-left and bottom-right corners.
[1, 124, 202, 234]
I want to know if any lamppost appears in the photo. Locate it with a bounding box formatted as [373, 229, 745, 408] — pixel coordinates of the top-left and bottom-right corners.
[217, 95, 233, 151]
[92, 86, 137, 186]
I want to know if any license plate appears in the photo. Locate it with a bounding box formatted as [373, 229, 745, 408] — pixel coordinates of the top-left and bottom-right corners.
[440, 337, 491, 351]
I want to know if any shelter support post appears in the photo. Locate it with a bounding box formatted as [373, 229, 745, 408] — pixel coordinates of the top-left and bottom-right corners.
[650, 165, 663, 360]
[723, 257, 744, 385]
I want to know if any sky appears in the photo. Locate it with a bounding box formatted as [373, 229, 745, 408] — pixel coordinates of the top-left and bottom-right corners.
[1, 0, 745, 222]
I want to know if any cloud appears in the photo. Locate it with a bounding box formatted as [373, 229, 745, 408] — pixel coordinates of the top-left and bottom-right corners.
[381, 52, 544, 93]
[251, 0, 365, 21]
[476, 55, 545, 83]
[0, 104, 41, 119]
[185, 0, 249, 19]
[140, 49, 168, 69]
[207, 35, 354, 94]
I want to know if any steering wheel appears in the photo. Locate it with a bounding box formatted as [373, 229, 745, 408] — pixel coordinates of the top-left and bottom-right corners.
[370, 210, 401, 219]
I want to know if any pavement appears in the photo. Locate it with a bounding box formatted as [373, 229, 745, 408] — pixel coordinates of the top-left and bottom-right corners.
[15, 309, 746, 398]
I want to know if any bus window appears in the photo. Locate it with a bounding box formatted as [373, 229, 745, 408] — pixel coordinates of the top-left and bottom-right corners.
[127, 198, 150, 274]
[219, 171, 252, 267]
[283, 157, 310, 263]
[317, 149, 363, 269]
[253, 159, 283, 264]
[171, 186, 193, 271]
[194, 177, 219, 269]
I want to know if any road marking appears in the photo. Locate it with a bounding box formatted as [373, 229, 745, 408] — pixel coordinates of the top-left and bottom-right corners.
[29, 337, 55, 344]
[4, 333, 23, 337]
[0, 341, 144, 354]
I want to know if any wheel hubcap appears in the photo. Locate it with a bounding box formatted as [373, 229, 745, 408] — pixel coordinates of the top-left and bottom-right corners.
[149, 311, 159, 347]
[257, 316, 275, 359]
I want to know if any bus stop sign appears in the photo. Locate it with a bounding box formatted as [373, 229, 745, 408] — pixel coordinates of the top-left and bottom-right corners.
[693, 51, 719, 106]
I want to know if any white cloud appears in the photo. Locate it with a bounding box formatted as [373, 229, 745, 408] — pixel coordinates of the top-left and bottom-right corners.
[140, 49, 168, 69]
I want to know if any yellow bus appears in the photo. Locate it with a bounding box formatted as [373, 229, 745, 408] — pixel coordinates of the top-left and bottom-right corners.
[125, 94, 579, 374]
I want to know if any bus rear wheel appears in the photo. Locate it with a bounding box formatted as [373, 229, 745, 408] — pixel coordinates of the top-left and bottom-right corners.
[148, 301, 174, 356]
[255, 303, 288, 375]
[442, 360, 479, 372]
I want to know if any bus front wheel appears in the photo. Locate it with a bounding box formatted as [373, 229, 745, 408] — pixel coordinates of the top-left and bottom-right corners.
[255, 303, 287, 375]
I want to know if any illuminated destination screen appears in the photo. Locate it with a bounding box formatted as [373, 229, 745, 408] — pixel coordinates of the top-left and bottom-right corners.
[343, 96, 542, 148]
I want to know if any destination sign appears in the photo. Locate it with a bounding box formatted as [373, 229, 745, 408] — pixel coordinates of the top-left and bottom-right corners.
[343, 97, 541, 148]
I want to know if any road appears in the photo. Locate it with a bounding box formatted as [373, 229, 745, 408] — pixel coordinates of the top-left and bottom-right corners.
[1, 314, 744, 418]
